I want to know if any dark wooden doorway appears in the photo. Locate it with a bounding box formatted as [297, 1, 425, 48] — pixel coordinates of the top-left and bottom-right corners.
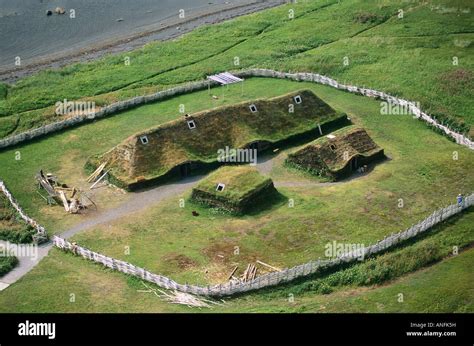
[180, 163, 192, 178]
[351, 157, 358, 171]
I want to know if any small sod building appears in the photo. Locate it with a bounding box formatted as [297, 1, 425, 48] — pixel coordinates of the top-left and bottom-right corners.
[191, 166, 277, 214]
[287, 126, 385, 181]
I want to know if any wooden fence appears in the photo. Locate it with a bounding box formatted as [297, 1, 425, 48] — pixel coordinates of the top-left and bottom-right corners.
[241, 69, 474, 150]
[53, 192, 473, 297]
[1, 69, 472, 151]
[0, 79, 214, 150]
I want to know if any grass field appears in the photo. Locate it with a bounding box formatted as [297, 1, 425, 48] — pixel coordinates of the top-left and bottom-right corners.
[0, 211, 471, 313]
[0, 0, 472, 138]
[46, 78, 474, 286]
[0, 78, 472, 236]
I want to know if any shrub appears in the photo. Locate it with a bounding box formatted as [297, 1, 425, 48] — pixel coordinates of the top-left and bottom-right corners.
[0, 255, 18, 276]
[0, 226, 35, 244]
[353, 13, 385, 24]
[0, 83, 7, 100]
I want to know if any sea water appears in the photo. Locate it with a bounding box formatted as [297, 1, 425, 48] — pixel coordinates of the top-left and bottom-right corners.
[0, 0, 252, 68]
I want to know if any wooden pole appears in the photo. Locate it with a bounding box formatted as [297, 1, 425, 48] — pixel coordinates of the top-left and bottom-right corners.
[90, 170, 109, 190]
[227, 266, 238, 281]
[256, 260, 282, 272]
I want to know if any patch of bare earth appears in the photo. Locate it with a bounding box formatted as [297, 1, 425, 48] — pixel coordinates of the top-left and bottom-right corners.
[162, 253, 198, 270]
[439, 69, 473, 96]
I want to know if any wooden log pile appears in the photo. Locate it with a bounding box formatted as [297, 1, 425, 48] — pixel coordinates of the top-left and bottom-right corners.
[242, 263, 258, 282]
[228, 260, 282, 284]
[137, 283, 223, 309]
[36, 170, 95, 214]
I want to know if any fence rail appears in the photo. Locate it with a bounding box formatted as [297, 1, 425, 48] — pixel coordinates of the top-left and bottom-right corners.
[53, 192, 473, 297]
[241, 69, 474, 150]
[1, 69, 472, 150]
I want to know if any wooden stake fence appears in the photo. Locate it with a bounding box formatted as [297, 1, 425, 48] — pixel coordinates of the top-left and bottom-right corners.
[53, 193, 473, 297]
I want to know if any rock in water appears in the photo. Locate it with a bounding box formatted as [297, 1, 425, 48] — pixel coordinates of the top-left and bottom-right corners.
[55, 7, 66, 15]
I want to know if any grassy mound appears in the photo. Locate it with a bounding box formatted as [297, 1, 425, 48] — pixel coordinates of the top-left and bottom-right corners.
[0, 194, 36, 244]
[191, 166, 277, 214]
[92, 89, 347, 189]
[287, 126, 384, 180]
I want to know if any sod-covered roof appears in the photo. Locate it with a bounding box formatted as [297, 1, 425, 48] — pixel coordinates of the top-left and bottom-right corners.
[93, 90, 343, 186]
[193, 166, 272, 203]
[191, 166, 276, 213]
[287, 126, 384, 176]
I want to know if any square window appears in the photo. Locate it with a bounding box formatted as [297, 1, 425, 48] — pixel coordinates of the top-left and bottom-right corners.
[187, 120, 196, 129]
[140, 135, 149, 145]
[216, 183, 226, 192]
[294, 95, 302, 104]
[249, 104, 258, 113]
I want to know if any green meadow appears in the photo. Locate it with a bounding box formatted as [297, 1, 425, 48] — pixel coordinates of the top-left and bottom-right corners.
[0, 78, 472, 237]
[0, 0, 472, 138]
[2, 77, 471, 291]
[0, 0, 472, 313]
[0, 210, 471, 312]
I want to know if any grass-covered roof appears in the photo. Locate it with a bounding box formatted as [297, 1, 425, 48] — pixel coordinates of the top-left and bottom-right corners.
[93, 89, 344, 186]
[193, 166, 272, 203]
[287, 126, 384, 178]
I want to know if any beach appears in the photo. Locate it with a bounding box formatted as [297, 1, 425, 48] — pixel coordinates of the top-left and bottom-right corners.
[0, 0, 283, 82]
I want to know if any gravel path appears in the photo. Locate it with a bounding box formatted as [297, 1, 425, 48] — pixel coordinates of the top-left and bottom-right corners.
[60, 175, 203, 239]
[0, 241, 51, 290]
[0, 174, 203, 290]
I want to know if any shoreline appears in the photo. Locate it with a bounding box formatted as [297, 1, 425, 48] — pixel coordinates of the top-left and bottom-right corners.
[0, 1, 284, 83]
